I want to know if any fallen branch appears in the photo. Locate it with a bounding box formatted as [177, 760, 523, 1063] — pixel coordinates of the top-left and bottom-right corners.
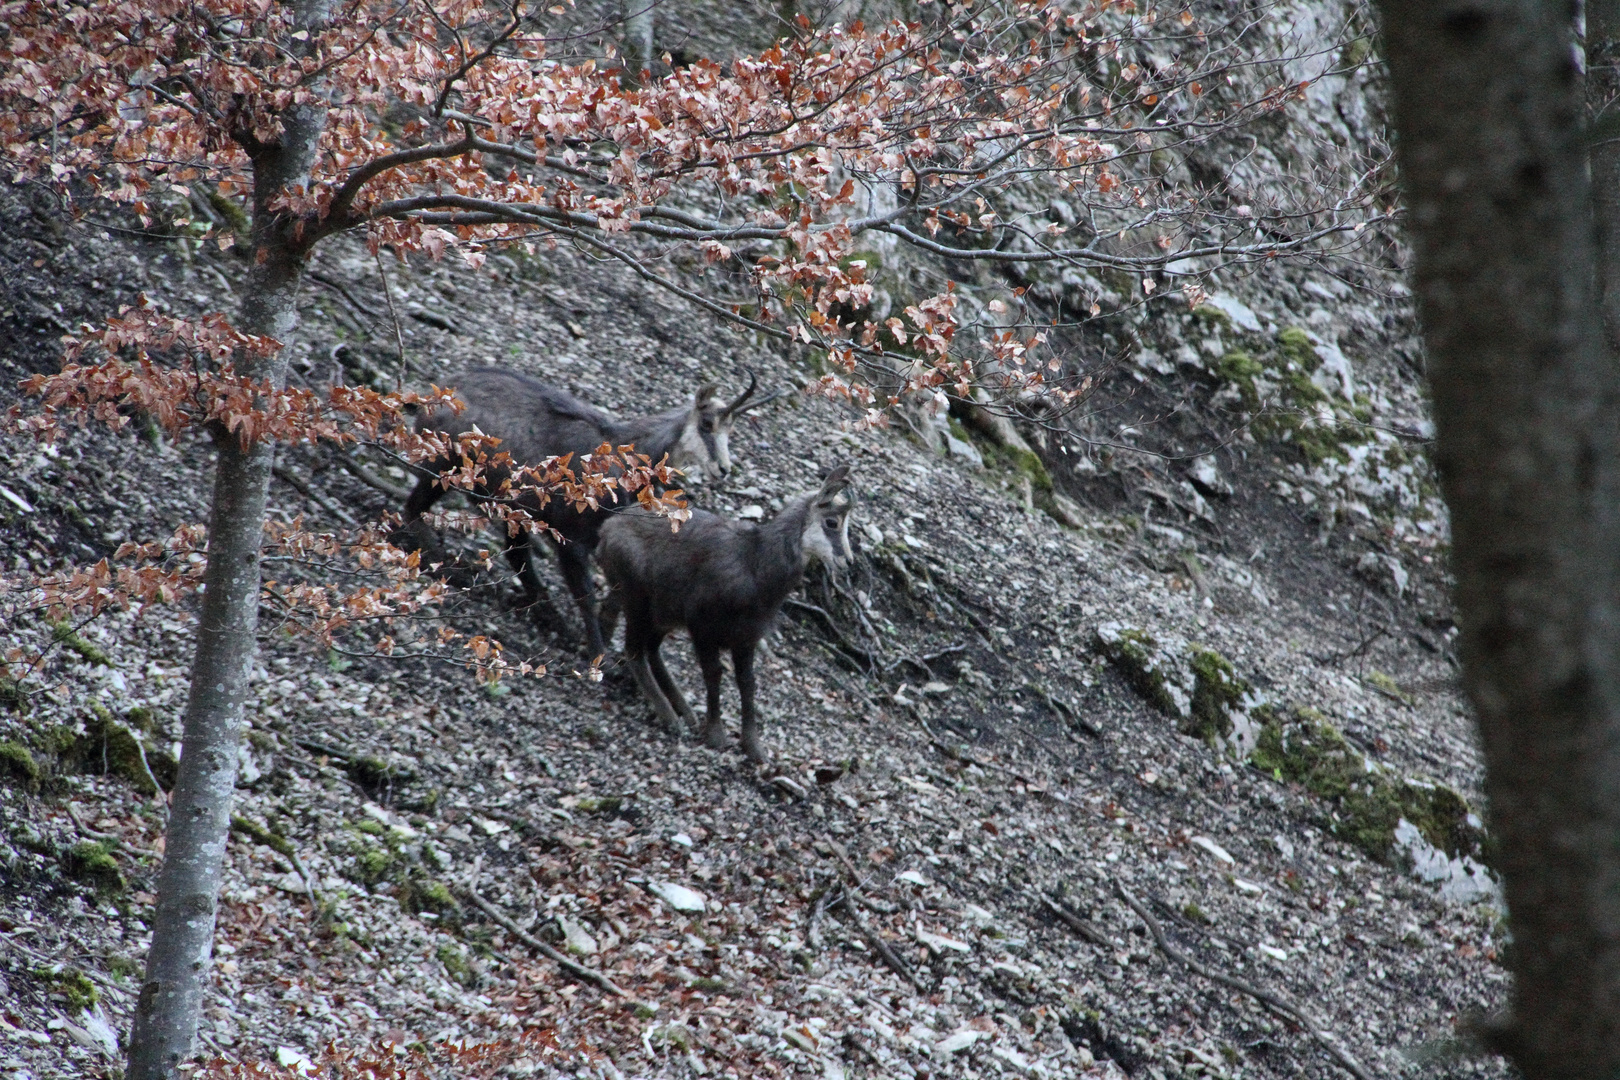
[1040, 895, 1112, 948]
[230, 815, 318, 905]
[333, 447, 415, 501]
[273, 465, 361, 526]
[463, 887, 634, 1000]
[783, 598, 877, 670]
[308, 269, 382, 324]
[1115, 883, 1374, 1080]
[65, 802, 123, 844]
[832, 890, 923, 989]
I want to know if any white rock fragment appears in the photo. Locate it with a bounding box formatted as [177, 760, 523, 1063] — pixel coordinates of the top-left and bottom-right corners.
[648, 881, 707, 914]
[935, 1029, 983, 1054]
[0, 484, 34, 512]
[895, 870, 931, 887]
[1205, 293, 1264, 333]
[276, 1047, 316, 1075]
[1257, 943, 1289, 961]
[915, 927, 972, 955]
[558, 915, 599, 956]
[1190, 835, 1236, 865]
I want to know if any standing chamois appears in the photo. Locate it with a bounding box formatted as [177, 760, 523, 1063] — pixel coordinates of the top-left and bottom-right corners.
[597, 464, 855, 762]
[402, 366, 763, 657]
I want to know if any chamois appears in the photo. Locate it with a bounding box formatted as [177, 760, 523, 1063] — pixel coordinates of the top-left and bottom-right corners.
[597, 465, 855, 762]
[401, 366, 763, 657]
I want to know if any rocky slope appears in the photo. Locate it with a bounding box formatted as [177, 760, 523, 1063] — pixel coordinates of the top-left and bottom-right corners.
[0, 146, 1513, 1080]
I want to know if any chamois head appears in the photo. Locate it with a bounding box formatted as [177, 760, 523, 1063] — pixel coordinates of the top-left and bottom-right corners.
[801, 464, 855, 569]
[673, 370, 767, 482]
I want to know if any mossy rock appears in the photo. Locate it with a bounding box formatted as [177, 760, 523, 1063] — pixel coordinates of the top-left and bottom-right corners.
[400, 876, 460, 920]
[63, 840, 125, 894]
[1250, 705, 1485, 864]
[1216, 350, 1264, 406]
[0, 740, 41, 792]
[436, 943, 478, 988]
[0, 677, 28, 715]
[1186, 647, 1251, 746]
[35, 965, 99, 1011]
[51, 621, 112, 667]
[351, 843, 395, 886]
[572, 794, 624, 815]
[1274, 327, 1320, 372]
[345, 755, 413, 793]
[1094, 623, 1189, 718]
[59, 706, 178, 795]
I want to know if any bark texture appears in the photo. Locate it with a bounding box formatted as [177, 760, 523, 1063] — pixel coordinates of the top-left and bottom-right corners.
[1592, 0, 1620, 349]
[622, 0, 656, 86]
[123, 5, 331, 1075]
[1377, 1, 1620, 1075]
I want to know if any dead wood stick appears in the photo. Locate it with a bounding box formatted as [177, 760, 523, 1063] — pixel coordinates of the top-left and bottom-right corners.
[822, 838, 898, 913]
[833, 890, 923, 989]
[463, 887, 634, 1001]
[273, 465, 360, 526]
[807, 887, 831, 952]
[1115, 884, 1375, 1080]
[1040, 895, 1112, 948]
[333, 447, 415, 501]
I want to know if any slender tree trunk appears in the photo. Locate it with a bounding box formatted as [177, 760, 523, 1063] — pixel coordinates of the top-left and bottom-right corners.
[1591, 1, 1620, 348]
[124, 6, 330, 1075]
[622, 0, 655, 87]
[1376, 1, 1620, 1075]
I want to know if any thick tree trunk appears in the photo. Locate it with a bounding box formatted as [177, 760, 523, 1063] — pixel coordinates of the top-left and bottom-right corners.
[1591, 1, 1620, 348]
[1376, 1, 1620, 1075]
[124, 7, 330, 1075]
[622, 0, 655, 87]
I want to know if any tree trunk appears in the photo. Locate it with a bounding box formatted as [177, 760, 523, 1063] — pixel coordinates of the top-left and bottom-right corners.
[1591, 0, 1620, 349]
[1376, 1, 1620, 1076]
[622, 0, 655, 87]
[124, 6, 330, 1075]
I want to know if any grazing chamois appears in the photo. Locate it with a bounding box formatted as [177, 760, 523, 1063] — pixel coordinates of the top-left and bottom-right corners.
[597, 464, 855, 762]
[402, 366, 763, 657]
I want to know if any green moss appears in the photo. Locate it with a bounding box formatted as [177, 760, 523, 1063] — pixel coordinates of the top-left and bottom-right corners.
[437, 943, 477, 988]
[0, 676, 28, 715]
[1365, 670, 1416, 706]
[573, 795, 624, 815]
[354, 819, 386, 837]
[0, 740, 40, 791]
[690, 976, 728, 993]
[36, 966, 99, 1012]
[205, 186, 251, 239]
[400, 876, 459, 919]
[1095, 625, 1185, 717]
[1186, 647, 1250, 745]
[231, 815, 297, 858]
[353, 844, 395, 886]
[346, 755, 411, 791]
[1250, 705, 1485, 864]
[838, 250, 883, 273]
[63, 841, 125, 894]
[1190, 305, 1233, 331]
[1182, 901, 1211, 925]
[75, 705, 176, 795]
[1216, 350, 1264, 406]
[51, 621, 111, 667]
[1275, 327, 1320, 372]
[1341, 35, 1373, 67]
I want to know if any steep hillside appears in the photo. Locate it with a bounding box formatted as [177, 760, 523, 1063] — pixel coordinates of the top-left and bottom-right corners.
[0, 160, 1510, 1080]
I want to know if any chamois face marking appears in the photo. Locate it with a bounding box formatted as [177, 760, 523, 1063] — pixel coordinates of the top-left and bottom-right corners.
[802, 489, 854, 569]
[671, 372, 762, 483]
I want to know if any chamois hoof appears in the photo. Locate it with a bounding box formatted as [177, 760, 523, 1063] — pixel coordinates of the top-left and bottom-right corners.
[740, 738, 767, 764]
[703, 724, 729, 752]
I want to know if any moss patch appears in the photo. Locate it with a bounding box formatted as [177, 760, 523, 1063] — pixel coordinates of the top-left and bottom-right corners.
[51, 621, 112, 667]
[1094, 623, 1188, 718]
[352, 842, 395, 886]
[0, 740, 41, 791]
[36, 966, 99, 1012]
[63, 840, 125, 894]
[65, 705, 178, 794]
[1186, 647, 1250, 745]
[1250, 705, 1485, 864]
[0, 676, 28, 715]
[437, 942, 478, 988]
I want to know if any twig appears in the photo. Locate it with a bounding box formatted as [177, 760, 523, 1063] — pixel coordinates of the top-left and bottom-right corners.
[374, 246, 409, 388]
[463, 887, 635, 1000]
[307, 269, 382, 324]
[807, 886, 831, 951]
[273, 465, 360, 526]
[920, 720, 1071, 803]
[821, 838, 898, 913]
[230, 815, 319, 906]
[117, 723, 170, 828]
[1115, 883, 1375, 1080]
[65, 802, 122, 844]
[332, 447, 415, 501]
[1040, 894, 1112, 948]
[782, 598, 877, 669]
[832, 891, 923, 989]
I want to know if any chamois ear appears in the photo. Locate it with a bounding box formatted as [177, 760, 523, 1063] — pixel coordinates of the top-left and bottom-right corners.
[694, 383, 720, 408]
[815, 464, 852, 504]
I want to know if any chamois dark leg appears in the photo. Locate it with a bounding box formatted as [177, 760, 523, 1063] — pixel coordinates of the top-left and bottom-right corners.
[395, 472, 447, 556]
[503, 526, 549, 604]
[627, 630, 684, 734]
[557, 540, 607, 660]
[647, 648, 696, 728]
[734, 643, 765, 763]
[695, 641, 728, 751]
